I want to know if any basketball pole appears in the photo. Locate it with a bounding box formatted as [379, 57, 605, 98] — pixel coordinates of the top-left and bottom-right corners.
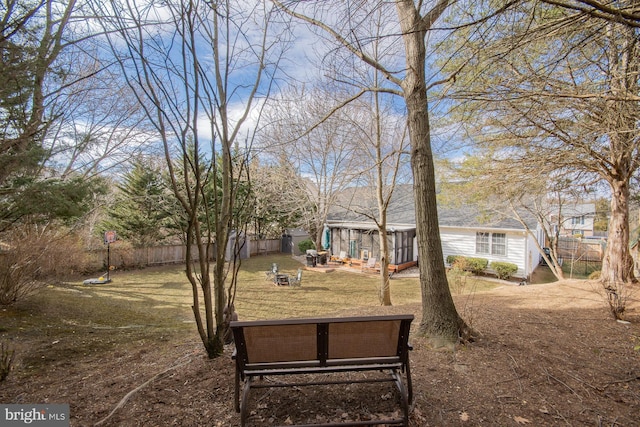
[107, 242, 111, 281]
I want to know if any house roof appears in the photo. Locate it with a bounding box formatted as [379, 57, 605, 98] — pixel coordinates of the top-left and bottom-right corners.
[559, 202, 596, 218]
[327, 184, 539, 231]
[327, 221, 416, 232]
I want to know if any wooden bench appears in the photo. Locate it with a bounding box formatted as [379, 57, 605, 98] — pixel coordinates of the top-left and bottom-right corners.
[231, 314, 414, 427]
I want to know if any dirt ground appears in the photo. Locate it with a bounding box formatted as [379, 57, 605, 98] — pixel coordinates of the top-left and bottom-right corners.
[2, 279, 640, 426]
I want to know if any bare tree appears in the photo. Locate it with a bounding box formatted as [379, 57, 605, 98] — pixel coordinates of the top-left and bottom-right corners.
[43, 50, 158, 180]
[319, 6, 412, 306]
[339, 95, 411, 305]
[95, 0, 283, 357]
[273, 1, 472, 344]
[260, 85, 362, 248]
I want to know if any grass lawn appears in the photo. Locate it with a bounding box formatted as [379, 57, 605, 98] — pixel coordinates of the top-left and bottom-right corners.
[0, 255, 497, 370]
[2, 253, 503, 334]
[1, 254, 503, 375]
[530, 260, 602, 284]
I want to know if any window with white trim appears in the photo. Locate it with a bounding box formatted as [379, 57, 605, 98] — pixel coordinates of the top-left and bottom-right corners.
[491, 233, 506, 255]
[475, 232, 490, 254]
[476, 232, 507, 256]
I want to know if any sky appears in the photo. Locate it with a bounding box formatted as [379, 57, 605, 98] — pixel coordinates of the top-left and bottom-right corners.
[59, 0, 465, 177]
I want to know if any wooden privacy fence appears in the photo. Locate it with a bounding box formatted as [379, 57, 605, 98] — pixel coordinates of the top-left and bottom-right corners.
[557, 237, 604, 262]
[88, 239, 283, 271]
[87, 244, 211, 271]
[249, 239, 280, 256]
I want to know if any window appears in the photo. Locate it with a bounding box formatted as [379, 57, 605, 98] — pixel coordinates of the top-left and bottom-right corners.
[476, 232, 490, 254]
[395, 231, 414, 264]
[476, 232, 507, 256]
[571, 216, 585, 225]
[491, 233, 506, 255]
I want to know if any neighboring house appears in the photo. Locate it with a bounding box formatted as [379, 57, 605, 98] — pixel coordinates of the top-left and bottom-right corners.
[326, 185, 544, 279]
[552, 202, 597, 237]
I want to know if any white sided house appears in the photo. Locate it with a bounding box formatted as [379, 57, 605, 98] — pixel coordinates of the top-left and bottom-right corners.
[437, 206, 543, 279]
[326, 185, 544, 279]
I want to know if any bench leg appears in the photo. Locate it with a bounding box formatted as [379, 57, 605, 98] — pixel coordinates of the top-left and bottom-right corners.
[391, 369, 410, 427]
[239, 376, 254, 427]
[234, 368, 241, 413]
[405, 358, 413, 405]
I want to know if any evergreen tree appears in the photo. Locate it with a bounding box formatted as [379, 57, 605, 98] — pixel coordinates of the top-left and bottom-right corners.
[0, 0, 77, 186]
[0, 175, 105, 232]
[102, 161, 171, 247]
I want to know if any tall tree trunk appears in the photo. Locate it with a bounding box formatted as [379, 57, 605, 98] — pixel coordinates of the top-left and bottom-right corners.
[378, 209, 392, 306]
[601, 178, 635, 285]
[397, 0, 469, 345]
[600, 19, 638, 291]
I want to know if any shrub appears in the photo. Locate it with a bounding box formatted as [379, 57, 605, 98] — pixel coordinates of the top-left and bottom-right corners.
[0, 225, 92, 305]
[446, 255, 488, 275]
[491, 261, 518, 280]
[446, 255, 463, 266]
[447, 264, 471, 295]
[466, 257, 489, 274]
[298, 239, 315, 253]
[588, 270, 601, 280]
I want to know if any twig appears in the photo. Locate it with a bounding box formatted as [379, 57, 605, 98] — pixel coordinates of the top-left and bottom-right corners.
[603, 375, 640, 388]
[495, 376, 525, 385]
[565, 371, 600, 394]
[94, 356, 192, 426]
[543, 367, 583, 401]
[507, 353, 523, 394]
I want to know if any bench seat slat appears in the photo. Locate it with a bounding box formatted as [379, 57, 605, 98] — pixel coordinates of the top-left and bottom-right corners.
[244, 356, 402, 372]
[231, 314, 413, 328]
[249, 376, 398, 389]
[244, 362, 404, 377]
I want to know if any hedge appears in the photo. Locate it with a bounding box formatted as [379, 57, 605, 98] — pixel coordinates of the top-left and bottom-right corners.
[446, 255, 488, 275]
[297, 239, 316, 253]
[466, 257, 489, 274]
[446, 255, 463, 265]
[490, 261, 518, 280]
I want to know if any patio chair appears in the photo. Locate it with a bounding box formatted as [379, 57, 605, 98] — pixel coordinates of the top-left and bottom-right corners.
[331, 251, 349, 264]
[288, 268, 303, 286]
[362, 257, 378, 273]
[265, 263, 278, 281]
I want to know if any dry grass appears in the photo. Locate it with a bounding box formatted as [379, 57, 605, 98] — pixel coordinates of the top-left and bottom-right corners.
[19, 254, 502, 324]
[2, 254, 501, 328]
[0, 254, 500, 376]
[229, 255, 499, 320]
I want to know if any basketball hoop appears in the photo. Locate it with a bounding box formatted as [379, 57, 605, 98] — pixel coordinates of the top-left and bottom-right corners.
[104, 230, 117, 244]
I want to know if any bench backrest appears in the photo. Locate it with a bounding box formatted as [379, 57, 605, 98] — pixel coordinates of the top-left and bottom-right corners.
[231, 315, 413, 369]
